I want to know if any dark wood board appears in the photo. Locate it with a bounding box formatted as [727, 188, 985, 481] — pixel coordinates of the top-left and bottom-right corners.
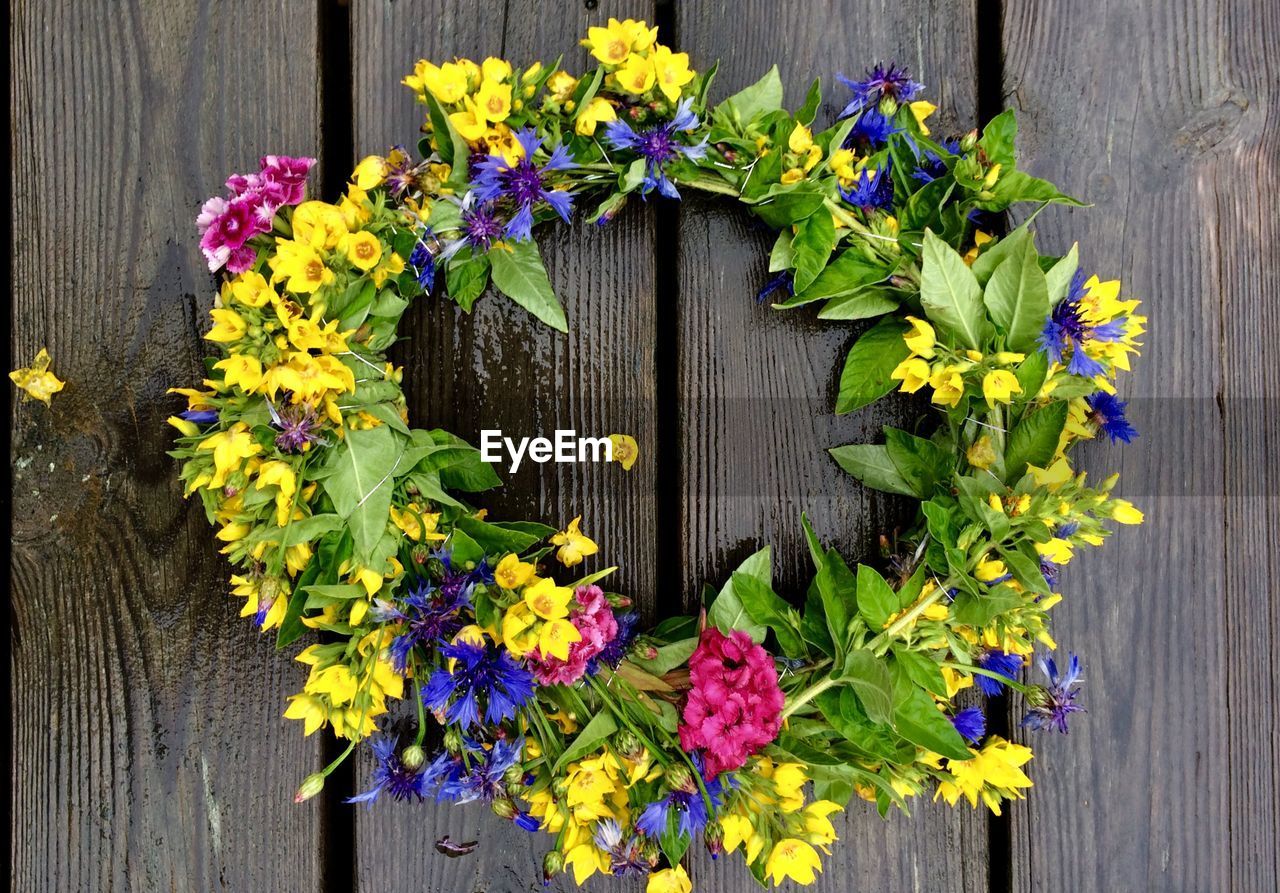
[1000, 0, 1278, 889]
[674, 2, 988, 891]
[9, 1, 325, 890]
[349, 2, 657, 890]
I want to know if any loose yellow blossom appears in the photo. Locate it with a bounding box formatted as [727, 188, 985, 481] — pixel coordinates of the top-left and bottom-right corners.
[909, 100, 937, 134]
[903, 315, 937, 358]
[891, 357, 931, 393]
[352, 155, 386, 190]
[546, 70, 577, 102]
[615, 53, 656, 94]
[475, 77, 513, 123]
[403, 59, 470, 104]
[765, 838, 823, 886]
[10, 347, 66, 406]
[652, 44, 694, 101]
[646, 866, 692, 893]
[206, 307, 247, 343]
[270, 240, 334, 293]
[198, 422, 261, 488]
[929, 365, 966, 408]
[1110, 499, 1144, 524]
[608, 433, 639, 470]
[291, 201, 348, 249]
[551, 515, 599, 566]
[575, 96, 618, 136]
[935, 737, 1033, 815]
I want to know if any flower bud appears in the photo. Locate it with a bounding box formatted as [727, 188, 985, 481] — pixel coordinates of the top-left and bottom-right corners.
[491, 798, 517, 820]
[613, 729, 643, 760]
[960, 129, 979, 152]
[401, 744, 425, 770]
[503, 763, 525, 785]
[665, 762, 695, 793]
[443, 727, 465, 754]
[411, 544, 431, 566]
[293, 772, 326, 803]
[552, 777, 571, 798]
[542, 850, 564, 883]
[705, 821, 725, 859]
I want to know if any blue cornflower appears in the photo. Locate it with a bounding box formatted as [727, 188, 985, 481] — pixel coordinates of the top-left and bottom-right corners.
[1039, 270, 1129, 376]
[409, 233, 435, 291]
[471, 128, 575, 241]
[375, 579, 470, 674]
[1086, 392, 1138, 443]
[975, 649, 1023, 696]
[1022, 653, 1086, 733]
[846, 107, 901, 148]
[603, 97, 709, 199]
[836, 63, 924, 118]
[347, 737, 428, 805]
[450, 737, 524, 804]
[592, 819, 650, 876]
[422, 639, 535, 729]
[636, 756, 725, 840]
[438, 192, 507, 262]
[181, 408, 219, 424]
[912, 137, 962, 184]
[950, 706, 987, 744]
[595, 611, 639, 669]
[1040, 557, 1061, 589]
[266, 402, 325, 453]
[839, 163, 894, 212]
[756, 271, 794, 304]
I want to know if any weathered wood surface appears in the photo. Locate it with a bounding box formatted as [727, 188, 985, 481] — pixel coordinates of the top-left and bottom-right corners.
[9, 1, 325, 890]
[674, 2, 988, 891]
[10, 0, 1280, 891]
[1001, 0, 1279, 891]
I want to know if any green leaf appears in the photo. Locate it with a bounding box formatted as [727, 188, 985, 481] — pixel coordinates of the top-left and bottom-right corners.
[999, 545, 1052, 597]
[818, 287, 899, 321]
[552, 711, 618, 774]
[856, 564, 898, 632]
[951, 584, 1024, 627]
[454, 515, 543, 554]
[814, 548, 858, 654]
[841, 649, 894, 725]
[813, 690, 906, 763]
[978, 108, 1018, 166]
[489, 240, 568, 332]
[883, 427, 951, 498]
[778, 249, 885, 308]
[768, 229, 795, 272]
[1014, 351, 1049, 404]
[732, 572, 806, 657]
[801, 513, 823, 569]
[1004, 401, 1069, 480]
[1044, 242, 1080, 305]
[748, 181, 827, 228]
[320, 426, 405, 562]
[630, 637, 699, 676]
[829, 444, 916, 496]
[892, 649, 949, 697]
[445, 248, 491, 310]
[970, 225, 1031, 285]
[427, 430, 502, 492]
[278, 513, 345, 548]
[720, 65, 783, 123]
[791, 205, 837, 292]
[984, 236, 1050, 352]
[796, 77, 822, 124]
[920, 230, 993, 349]
[891, 684, 971, 760]
[987, 169, 1086, 208]
[708, 547, 771, 641]
[835, 317, 910, 414]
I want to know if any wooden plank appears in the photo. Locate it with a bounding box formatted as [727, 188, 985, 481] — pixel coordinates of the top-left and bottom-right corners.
[349, 2, 658, 890]
[999, 0, 1276, 888]
[9, 1, 325, 891]
[674, 3, 988, 891]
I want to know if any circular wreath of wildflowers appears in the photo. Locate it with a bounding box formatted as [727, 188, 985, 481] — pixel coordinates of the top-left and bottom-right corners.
[171, 19, 1145, 893]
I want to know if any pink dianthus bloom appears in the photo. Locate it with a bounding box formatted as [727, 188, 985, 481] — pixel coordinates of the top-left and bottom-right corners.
[678, 627, 784, 777]
[197, 154, 315, 273]
[529, 585, 619, 687]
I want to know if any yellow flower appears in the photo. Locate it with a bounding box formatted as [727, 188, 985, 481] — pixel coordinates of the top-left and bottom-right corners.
[449, 100, 489, 142]
[501, 602, 539, 656]
[370, 250, 406, 288]
[340, 230, 383, 271]
[1110, 499, 1144, 525]
[539, 618, 583, 661]
[205, 307, 247, 343]
[891, 357, 931, 394]
[475, 78, 513, 123]
[966, 434, 997, 470]
[494, 553, 536, 589]
[829, 147, 858, 184]
[481, 56, 512, 83]
[982, 370, 1022, 406]
[788, 123, 814, 155]
[523, 577, 573, 620]
[198, 422, 261, 488]
[256, 459, 298, 526]
[652, 44, 694, 101]
[10, 347, 65, 406]
[583, 18, 641, 65]
[974, 556, 1009, 583]
[575, 96, 618, 136]
[283, 693, 328, 736]
[351, 155, 386, 190]
[270, 240, 334, 294]
[262, 352, 355, 403]
[291, 201, 348, 249]
[771, 762, 809, 812]
[780, 168, 805, 185]
[802, 800, 843, 848]
[909, 100, 937, 134]
[646, 865, 692, 893]
[224, 270, 276, 307]
[919, 365, 960, 407]
[765, 838, 823, 886]
[936, 736, 1033, 815]
[903, 315, 936, 358]
[390, 503, 447, 542]
[608, 433, 639, 470]
[721, 813, 767, 864]
[564, 842, 611, 885]
[546, 70, 577, 102]
[963, 230, 994, 265]
[403, 59, 470, 104]
[615, 53, 656, 95]
[551, 515, 599, 566]
[1035, 536, 1074, 565]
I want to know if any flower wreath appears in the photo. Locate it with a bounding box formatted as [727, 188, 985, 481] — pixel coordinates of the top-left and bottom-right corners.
[171, 18, 1145, 893]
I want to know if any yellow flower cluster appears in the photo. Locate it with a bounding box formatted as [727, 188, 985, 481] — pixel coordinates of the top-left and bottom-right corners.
[404, 54, 539, 163]
[891, 315, 1027, 409]
[581, 18, 694, 104]
[284, 631, 403, 740]
[930, 736, 1034, 815]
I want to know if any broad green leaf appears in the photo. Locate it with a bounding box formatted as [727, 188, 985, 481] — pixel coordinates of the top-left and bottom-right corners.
[818, 287, 899, 321]
[841, 649, 894, 725]
[815, 548, 858, 653]
[630, 638, 699, 676]
[778, 249, 885, 308]
[552, 711, 618, 774]
[999, 545, 1052, 597]
[427, 429, 502, 491]
[978, 108, 1018, 165]
[489, 240, 568, 332]
[891, 685, 972, 760]
[720, 65, 783, 123]
[732, 572, 806, 657]
[1044, 242, 1080, 304]
[748, 181, 827, 228]
[856, 564, 898, 632]
[454, 515, 542, 554]
[920, 230, 993, 349]
[985, 169, 1086, 209]
[768, 229, 795, 272]
[813, 690, 907, 763]
[1004, 401, 1069, 480]
[892, 649, 949, 697]
[321, 425, 405, 561]
[445, 248, 491, 310]
[883, 427, 951, 498]
[970, 225, 1031, 285]
[708, 547, 772, 642]
[984, 237, 1050, 352]
[278, 513, 344, 548]
[951, 584, 1024, 627]
[791, 209, 837, 293]
[835, 317, 910, 414]
[829, 444, 917, 497]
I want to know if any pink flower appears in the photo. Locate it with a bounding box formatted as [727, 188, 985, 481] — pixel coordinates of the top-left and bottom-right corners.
[678, 628, 783, 777]
[529, 585, 619, 687]
[196, 154, 315, 273]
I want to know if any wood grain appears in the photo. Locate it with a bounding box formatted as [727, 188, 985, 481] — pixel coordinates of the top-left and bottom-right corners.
[349, 2, 657, 890]
[675, 2, 988, 891]
[9, 1, 324, 890]
[1001, 0, 1277, 889]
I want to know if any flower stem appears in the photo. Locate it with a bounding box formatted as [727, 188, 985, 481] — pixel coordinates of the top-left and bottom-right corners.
[780, 674, 841, 721]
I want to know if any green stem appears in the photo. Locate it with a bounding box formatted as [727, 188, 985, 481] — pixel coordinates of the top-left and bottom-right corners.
[779, 674, 841, 721]
[866, 576, 957, 651]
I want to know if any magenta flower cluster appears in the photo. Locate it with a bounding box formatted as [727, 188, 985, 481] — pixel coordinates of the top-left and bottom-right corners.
[196, 154, 315, 274]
